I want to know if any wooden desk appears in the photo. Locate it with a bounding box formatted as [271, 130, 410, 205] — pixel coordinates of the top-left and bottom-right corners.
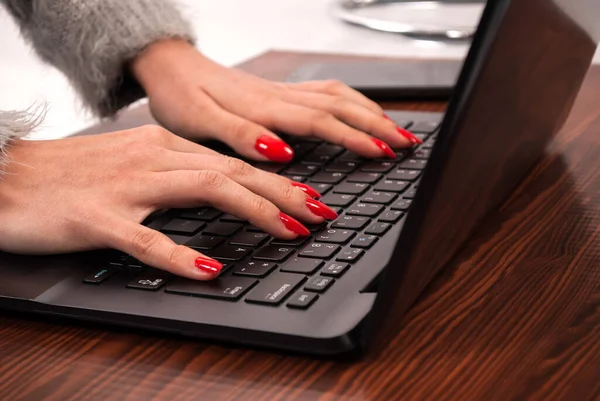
[2, 51, 600, 401]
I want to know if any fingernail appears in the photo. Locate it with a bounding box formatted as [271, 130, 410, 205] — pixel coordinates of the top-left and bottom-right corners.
[292, 182, 321, 199]
[371, 138, 396, 159]
[255, 135, 294, 163]
[279, 212, 310, 236]
[396, 127, 422, 145]
[383, 114, 391, 120]
[306, 198, 338, 220]
[195, 256, 223, 274]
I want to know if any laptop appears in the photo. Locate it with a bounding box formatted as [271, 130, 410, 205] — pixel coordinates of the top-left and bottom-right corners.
[0, 0, 598, 357]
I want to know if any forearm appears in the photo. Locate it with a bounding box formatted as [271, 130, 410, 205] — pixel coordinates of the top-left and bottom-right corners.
[1, 0, 195, 118]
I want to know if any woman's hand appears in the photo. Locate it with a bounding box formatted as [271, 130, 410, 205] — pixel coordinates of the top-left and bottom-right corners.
[131, 40, 421, 163]
[0, 125, 336, 280]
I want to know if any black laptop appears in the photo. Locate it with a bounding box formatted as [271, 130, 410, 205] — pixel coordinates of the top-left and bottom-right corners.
[0, 0, 597, 357]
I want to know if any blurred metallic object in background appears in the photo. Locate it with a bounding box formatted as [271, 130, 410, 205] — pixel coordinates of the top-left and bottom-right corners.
[332, 0, 486, 41]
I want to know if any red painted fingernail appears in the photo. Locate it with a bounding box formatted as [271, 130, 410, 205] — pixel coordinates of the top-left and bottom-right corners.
[195, 257, 223, 274]
[371, 138, 396, 159]
[306, 198, 338, 220]
[396, 127, 422, 144]
[255, 135, 294, 163]
[292, 182, 321, 199]
[279, 212, 310, 236]
[383, 114, 391, 120]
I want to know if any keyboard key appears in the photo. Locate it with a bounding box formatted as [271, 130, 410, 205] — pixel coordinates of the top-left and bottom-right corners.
[346, 203, 384, 217]
[403, 188, 418, 199]
[127, 271, 170, 291]
[301, 154, 332, 165]
[347, 171, 381, 184]
[386, 169, 422, 181]
[333, 182, 369, 195]
[361, 161, 394, 173]
[374, 180, 410, 193]
[365, 222, 392, 235]
[204, 222, 243, 236]
[379, 210, 405, 223]
[321, 262, 349, 277]
[304, 276, 335, 293]
[291, 142, 318, 157]
[309, 183, 333, 195]
[253, 245, 295, 261]
[335, 248, 364, 262]
[351, 234, 378, 248]
[412, 148, 431, 159]
[221, 214, 245, 222]
[314, 143, 344, 156]
[255, 163, 284, 174]
[287, 292, 319, 309]
[180, 207, 221, 221]
[410, 120, 440, 133]
[165, 234, 192, 245]
[338, 150, 364, 162]
[320, 193, 356, 207]
[398, 159, 427, 170]
[306, 222, 328, 232]
[207, 244, 252, 261]
[246, 225, 266, 233]
[299, 242, 340, 259]
[280, 258, 324, 274]
[83, 265, 120, 284]
[391, 199, 413, 211]
[186, 235, 224, 250]
[331, 216, 370, 230]
[270, 236, 309, 247]
[229, 231, 270, 247]
[233, 261, 277, 277]
[310, 172, 345, 184]
[285, 164, 319, 176]
[316, 229, 356, 244]
[283, 175, 306, 183]
[166, 276, 257, 300]
[245, 272, 306, 305]
[161, 219, 204, 235]
[361, 191, 397, 205]
[325, 161, 360, 173]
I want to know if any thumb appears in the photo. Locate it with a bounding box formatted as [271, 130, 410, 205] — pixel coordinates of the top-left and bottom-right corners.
[106, 219, 222, 280]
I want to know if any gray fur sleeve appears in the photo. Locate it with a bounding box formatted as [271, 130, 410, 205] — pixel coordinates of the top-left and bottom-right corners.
[1, 0, 195, 118]
[0, 109, 41, 170]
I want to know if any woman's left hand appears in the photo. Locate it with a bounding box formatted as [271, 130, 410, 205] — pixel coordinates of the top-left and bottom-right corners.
[131, 39, 421, 163]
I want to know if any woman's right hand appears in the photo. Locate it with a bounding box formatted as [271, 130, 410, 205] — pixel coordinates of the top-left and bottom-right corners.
[0, 125, 337, 280]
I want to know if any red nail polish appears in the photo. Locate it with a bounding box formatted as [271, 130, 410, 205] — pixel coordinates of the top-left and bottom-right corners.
[371, 138, 396, 159]
[306, 198, 338, 220]
[383, 114, 391, 120]
[396, 127, 423, 144]
[255, 135, 294, 163]
[292, 182, 321, 199]
[195, 257, 223, 274]
[279, 212, 310, 236]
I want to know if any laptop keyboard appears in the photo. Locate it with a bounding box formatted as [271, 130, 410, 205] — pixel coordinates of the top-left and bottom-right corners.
[83, 116, 440, 310]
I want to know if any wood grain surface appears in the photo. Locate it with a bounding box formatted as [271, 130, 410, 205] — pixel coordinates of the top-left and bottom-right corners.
[2, 51, 600, 401]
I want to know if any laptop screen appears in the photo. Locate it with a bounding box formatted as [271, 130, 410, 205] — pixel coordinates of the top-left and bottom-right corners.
[365, 0, 599, 345]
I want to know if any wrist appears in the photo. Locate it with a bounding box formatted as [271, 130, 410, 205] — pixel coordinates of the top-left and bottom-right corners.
[131, 39, 217, 92]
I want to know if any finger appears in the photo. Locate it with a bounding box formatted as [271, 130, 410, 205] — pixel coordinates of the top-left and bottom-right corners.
[103, 217, 223, 280]
[263, 102, 397, 159]
[285, 80, 384, 116]
[154, 153, 333, 222]
[145, 170, 311, 238]
[279, 91, 414, 148]
[175, 94, 295, 163]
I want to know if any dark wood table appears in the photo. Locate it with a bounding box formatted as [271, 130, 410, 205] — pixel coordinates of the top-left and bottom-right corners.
[2, 51, 600, 401]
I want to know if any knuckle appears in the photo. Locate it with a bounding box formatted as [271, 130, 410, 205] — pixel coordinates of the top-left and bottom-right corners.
[279, 181, 297, 202]
[142, 124, 171, 143]
[197, 170, 227, 191]
[225, 157, 254, 178]
[250, 196, 273, 218]
[130, 229, 160, 258]
[227, 118, 252, 142]
[324, 79, 345, 92]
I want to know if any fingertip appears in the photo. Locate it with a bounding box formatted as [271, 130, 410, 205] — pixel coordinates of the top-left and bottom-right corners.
[255, 134, 294, 163]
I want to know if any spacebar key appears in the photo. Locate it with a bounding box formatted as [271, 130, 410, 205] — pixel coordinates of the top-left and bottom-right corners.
[166, 276, 258, 301]
[245, 272, 306, 305]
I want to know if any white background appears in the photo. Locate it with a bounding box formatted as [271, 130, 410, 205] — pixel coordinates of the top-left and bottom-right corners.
[0, 0, 598, 140]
